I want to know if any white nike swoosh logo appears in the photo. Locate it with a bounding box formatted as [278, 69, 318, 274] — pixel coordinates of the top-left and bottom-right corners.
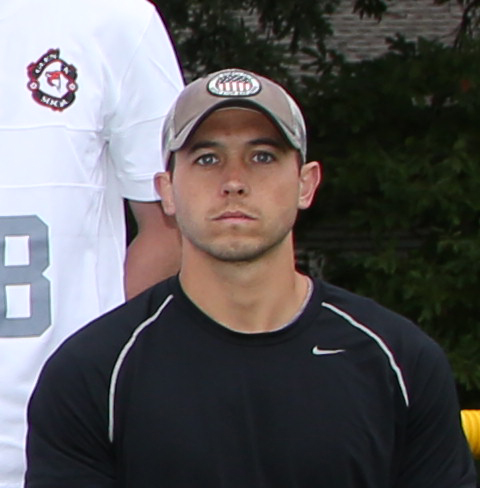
[312, 346, 346, 356]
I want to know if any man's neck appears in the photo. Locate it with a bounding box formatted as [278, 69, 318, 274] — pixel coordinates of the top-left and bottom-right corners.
[179, 247, 312, 334]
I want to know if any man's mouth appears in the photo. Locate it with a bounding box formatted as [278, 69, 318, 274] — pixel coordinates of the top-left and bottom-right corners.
[212, 210, 256, 221]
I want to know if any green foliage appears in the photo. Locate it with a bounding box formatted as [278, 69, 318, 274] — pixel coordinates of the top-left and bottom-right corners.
[297, 36, 480, 395]
[154, 0, 340, 82]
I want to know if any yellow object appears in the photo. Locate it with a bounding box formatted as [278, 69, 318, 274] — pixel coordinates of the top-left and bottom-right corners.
[461, 410, 480, 458]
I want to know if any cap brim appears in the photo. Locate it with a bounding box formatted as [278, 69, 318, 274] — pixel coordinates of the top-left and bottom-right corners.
[168, 99, 303, 158]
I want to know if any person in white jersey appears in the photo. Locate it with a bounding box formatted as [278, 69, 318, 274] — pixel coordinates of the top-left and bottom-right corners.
[0, 0, 183, 486]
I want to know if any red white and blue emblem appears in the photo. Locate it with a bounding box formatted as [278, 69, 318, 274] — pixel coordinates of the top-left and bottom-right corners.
[27, 49, 78, 111]
[207, 70, 261, 97]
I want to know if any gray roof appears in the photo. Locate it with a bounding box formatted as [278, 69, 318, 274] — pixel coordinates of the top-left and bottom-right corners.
[328, 0, 462, 61]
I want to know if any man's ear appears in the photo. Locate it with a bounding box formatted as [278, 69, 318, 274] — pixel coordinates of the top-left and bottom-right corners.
[298, 161, 321, 210]
[154, 172, 176, 216]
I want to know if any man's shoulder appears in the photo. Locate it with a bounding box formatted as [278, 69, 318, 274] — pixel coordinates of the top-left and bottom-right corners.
[313, 279, 450, 405]
[50, 277, 177, 367]
[315, 279, 438, 353]
[29, 277, 179, 434]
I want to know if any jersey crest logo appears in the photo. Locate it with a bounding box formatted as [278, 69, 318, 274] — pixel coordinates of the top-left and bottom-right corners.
[27, 49, 78, 111]
[207, 70, 261, 97]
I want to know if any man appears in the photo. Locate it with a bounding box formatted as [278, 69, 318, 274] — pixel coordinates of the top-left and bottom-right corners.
[25, 68, 475, 487]
[0, 0, 183, 486]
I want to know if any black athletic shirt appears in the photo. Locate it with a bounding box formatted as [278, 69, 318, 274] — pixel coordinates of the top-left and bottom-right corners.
[25, 275, 476, 487]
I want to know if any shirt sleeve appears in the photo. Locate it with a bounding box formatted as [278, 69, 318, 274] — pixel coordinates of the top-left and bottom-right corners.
[395, 336, 476, 487]
[25, 346, 115, 487]
[106, 7, 184, 201]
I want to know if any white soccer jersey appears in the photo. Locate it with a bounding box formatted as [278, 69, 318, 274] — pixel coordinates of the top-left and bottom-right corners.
[0, 0, 183, 485]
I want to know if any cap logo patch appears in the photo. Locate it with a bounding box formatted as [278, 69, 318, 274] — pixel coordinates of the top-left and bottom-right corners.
[27, 49, 78, 111]
[207, 70, 261, 97]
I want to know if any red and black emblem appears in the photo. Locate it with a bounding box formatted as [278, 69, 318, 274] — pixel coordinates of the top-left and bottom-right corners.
[27, 49, 78, 111]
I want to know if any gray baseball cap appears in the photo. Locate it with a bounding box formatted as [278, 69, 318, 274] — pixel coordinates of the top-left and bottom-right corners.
[162, 68, 307, 165]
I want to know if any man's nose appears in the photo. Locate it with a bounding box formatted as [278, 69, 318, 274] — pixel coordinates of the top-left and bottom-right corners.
[220, 162, 250, 196]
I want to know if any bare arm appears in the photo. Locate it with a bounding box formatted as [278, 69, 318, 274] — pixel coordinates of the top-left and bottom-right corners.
[125, 200, 181, 299]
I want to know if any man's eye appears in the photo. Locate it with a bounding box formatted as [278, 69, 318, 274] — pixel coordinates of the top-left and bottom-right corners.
[253, 152, 275, 164]
[195, 154, 219, 166]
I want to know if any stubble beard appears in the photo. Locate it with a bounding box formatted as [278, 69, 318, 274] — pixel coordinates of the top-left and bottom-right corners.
[180, 224, 293, 264]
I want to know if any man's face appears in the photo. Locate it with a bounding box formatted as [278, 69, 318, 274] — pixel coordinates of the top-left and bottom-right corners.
[157, 107, 320, 264]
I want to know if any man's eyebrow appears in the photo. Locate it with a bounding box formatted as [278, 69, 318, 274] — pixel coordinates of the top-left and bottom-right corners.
[185, 140, 219, 153]
[248, 137, 287, 149]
